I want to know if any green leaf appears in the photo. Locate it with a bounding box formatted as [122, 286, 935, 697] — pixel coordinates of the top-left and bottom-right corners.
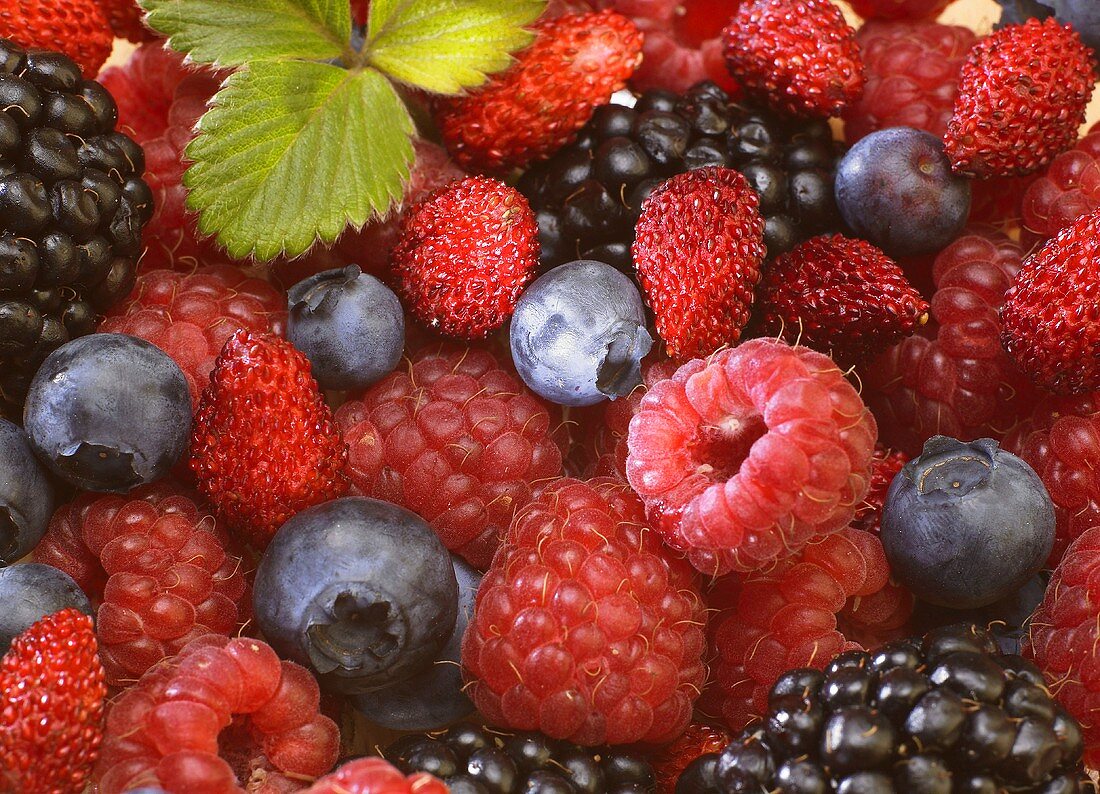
[365, 0, 544, 94]
[140, 0, 352, 66]
[184, 61, 414, 261]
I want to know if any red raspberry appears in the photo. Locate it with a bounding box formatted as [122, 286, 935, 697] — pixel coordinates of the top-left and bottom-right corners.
[191, 330, 349, 550]
[723, 0, 864, 119]
[0, 0, 113, 76]
[651, 722, 732, 794]
[463, 477, 707, 745]
[35, 482, 250, 688]
[847, 0, 955, 19]
[626, 338, 877, 576]
[0, 609, 106, 794]
[863, 229, 1036, 455]
[96, 0, 157, 43]
[333, 343, 564, 569]
[1021, 123, 1100, 242]
[844, 19, 976, 143]
[98, 43, 190, 144]
[852, 444, 908, 536]
[967, 172, 1037, 228]
[305, 758, 447, 794]
[93, 635, 340, 793]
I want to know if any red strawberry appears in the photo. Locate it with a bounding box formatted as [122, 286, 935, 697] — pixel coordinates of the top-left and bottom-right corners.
[190, 329, 349, 549]
[0, 0, 113, 75]
[945, 17, 1095, 178]
[723, 0, 864, 118]
[96, 0, 157, 43]
[0, 608, 106, 794]
[632, 166, 765, 360]
[436, 10, 643, 172]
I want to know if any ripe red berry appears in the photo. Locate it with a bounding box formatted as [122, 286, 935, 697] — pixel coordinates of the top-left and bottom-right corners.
[96, 0, 157, 43]
[847, 0, 954, 20]
[652, 722, 732, 793]
[1021, 123, 1100, 242]
[305, 758, 448, 794]
[852, 444, 908, 536]
[0, 0, 113, 75]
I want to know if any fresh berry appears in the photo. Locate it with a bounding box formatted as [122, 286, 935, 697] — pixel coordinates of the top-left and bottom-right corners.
[0, 418, 54, 563]
[392, 176, 538, 340]
[0, 38, 154, 411]
[852, 444, 908, 536]
[96, 0, 157, 43]
[306, 758, 447, 794]
[436, 10, 644, 173]
[753, 234, 929, 366]
[848, 0, 955, 19]
[97, 43, 193, 144]
[463, 477, 707, 744]
[945, 18, 1095, 177]
[100, 264, 288, 409]
[863, 229, 1036, 455]
[626, 338, 877, 575]
[191, 329, 349, 550]
[0, 608, 106, 794]
[723, 0, 864, 119]
[510, 260, 652, 406]
[24, 334, 191, 493]
[0, 563, 92, 654]
[652, 722, 732, 794]
[333, 343, 564, 569]
[967, 171, 1037, 228]
[0, 1, 112, 75]
[92, 634, 341, 793]
[1001, 208, 1100, 394]
[632, 166, 765, 360]
[844, 20, 976, 143]
[1021, 123, 1100, 241]
[881, 436, 1055, 609]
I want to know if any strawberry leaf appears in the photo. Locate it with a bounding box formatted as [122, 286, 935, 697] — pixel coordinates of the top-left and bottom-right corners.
[140, 0, 352, 66]
[184, 61, 414, 261]
[365, 0, 544, 94]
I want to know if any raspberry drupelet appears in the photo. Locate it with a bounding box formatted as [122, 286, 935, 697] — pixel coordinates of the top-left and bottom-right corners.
[305, 758, 447, 794]
[1021, 123, 1100, 242]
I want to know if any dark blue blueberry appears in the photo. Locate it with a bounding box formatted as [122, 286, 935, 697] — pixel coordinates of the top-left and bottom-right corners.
[509, 260, 652, 406]
[351, 554, 479, 729]
[996, 0, 1054, 25]
[253, 496, 458, 694]
[0, 418, 53, 564]
[23, 333, 191, 493]
[1050, 1, 1100, 53]
[287, 265, 404, 391]
[0, 563, 91, 653]
[834, 127, 971, 258]
[881, 436, 1055, 609]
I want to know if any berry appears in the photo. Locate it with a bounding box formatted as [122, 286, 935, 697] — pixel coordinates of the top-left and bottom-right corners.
[96, 0, 157, 43]
[97, 43, 190, 145]
[626, 338, 877, 576]
[306, 758, 447, 794]
[463, 477, 707, 745]
[510, 260, 652, 406]
[835, 127, 972, 258]
[190, 329, 349, 550]
[652, 723, 732, 794]
[945, 17, 1095, 178]
[881, 436, 1055, 609]
[722, 0, 864, 119]
[0, 417, 54, 564]
[436, 10, 643, 173]
[0, 563, 92, 654]
[333, 343, 564, 570]
[1001, 208, 1100, 395]
[632, 167, 765, 360]
[844, 20, 976, 144]
[1021, 123, 1100, 241]
[392, 176, 539, 340]
[0, 608, 106, 794]
[100, 264, 288, 409]
[0, 1, 112, 76]
[23, 333, 191, 493]
[92, 635, 341, 793]
[753, 234, 929, 366]
[848, 0, 955, 18]
[852, 444, 908, 536]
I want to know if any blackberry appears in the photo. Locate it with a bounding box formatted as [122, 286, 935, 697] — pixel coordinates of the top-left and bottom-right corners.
[518, 81, 845, 273]
[386, 722, 656, 793]
[0, 38, 151, 414]
[682, 624, 1097, 793]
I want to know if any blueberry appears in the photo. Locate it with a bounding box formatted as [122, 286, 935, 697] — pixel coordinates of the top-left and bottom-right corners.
[253, 496, 458, 694]
[0, 418, 53, 564]
[509, 260, 652, 406]
[351, 554, 479, 729]
[834, 127, 971, 258]
[881, 436, 1055, 609]
[0, 563, 91, 653]
[23, 333, 191, 492]
[287, 265, 404, 391]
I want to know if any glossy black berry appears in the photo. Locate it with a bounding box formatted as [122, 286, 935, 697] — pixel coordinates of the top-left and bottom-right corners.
[675, 754, 720, 794]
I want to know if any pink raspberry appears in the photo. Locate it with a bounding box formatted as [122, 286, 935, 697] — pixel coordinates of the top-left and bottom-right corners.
[98, 43, 190, 144]
[626, 338, 877, 576]
[463, 477, 707, 745]
[305, 758, 447, 794]
[1021, 123, 1100, 242]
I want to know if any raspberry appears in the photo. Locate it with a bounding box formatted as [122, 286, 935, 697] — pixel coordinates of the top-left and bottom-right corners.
[35, 482, 250, 688]
[463, 477, 707, 745]
[848, 0, 955, 19]
[967, 172, 1037, 227]
[333, 343, 564, 569]
[652, 722, 732, 793]
[863, 229, 1036, 455]
[0, 0, 113, 76]
[305, 758, 447, 794]
[1021, 123, 1100, 242]
[844, 19, 976, 143]
[93, 635, 340, 793]
[626, 338, 877, 576]
[98, 43, 191, 144]
[852, 444, 908, 536]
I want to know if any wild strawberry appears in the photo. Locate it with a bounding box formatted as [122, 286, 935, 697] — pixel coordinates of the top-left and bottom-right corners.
[632, 167, 765, 360]
[436, 10, 643, 172]
[0, 0, 113, 75]
[96, 0, 157, 43]
[852, 444, 908, 536]
[190, 330, 349, 549]
[945, 17, 1095, 177]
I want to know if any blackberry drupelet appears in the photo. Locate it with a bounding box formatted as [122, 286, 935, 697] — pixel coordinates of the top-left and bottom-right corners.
[518, 81, 844, 272]
[386, 722, 657, 793]
[680, 624, 1097, 793]
[0, 38, 152, 413]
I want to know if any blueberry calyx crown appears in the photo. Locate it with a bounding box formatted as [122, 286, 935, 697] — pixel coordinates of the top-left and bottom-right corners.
[596, 319, 653, 400]
[306, 583, 408, 685]
[908, 435, 1001, 501]
[288, 264, 362, 317]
